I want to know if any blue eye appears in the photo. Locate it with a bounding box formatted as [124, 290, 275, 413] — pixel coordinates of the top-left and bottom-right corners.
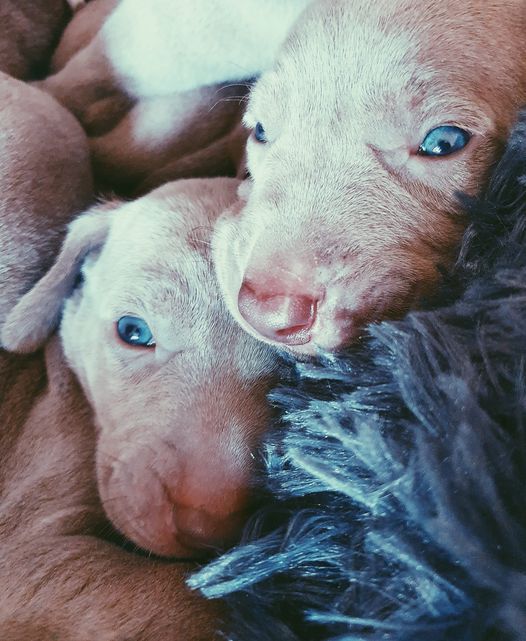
[116, 316, 155, 347]
[254, 122, 267, 143]
[418, 125, 471, 157]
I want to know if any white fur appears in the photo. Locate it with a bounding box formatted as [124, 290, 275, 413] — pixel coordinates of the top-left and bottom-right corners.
[93, 0, 312, 96]
[2, 178, 281, 559]
[212, 0, 526, 355]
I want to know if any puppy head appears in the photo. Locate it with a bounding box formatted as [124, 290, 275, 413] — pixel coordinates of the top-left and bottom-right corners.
[3, 178, 282, 559]
[213, 0, 526, 355]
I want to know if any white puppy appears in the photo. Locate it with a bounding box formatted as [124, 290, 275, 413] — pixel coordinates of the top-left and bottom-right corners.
[212, 0, 526, 355]
[2, 178, 283, 559]
[39, 0, 290, 192]
[39, 0, 313, 114]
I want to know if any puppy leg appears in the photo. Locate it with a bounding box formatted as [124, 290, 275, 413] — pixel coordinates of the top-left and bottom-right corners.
[135, 124, 249, 196]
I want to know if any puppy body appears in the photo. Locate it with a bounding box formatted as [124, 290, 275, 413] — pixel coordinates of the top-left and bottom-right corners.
[89, 85, 249, 193]
[3, 178, 282, 560]
[0, 78, 220, 637]
[40, 0, 313, 110]
[38, 0, 309, 194]
[0, 72, 92, 327]
[213, 0, 526, 355]
[0, 340, 222, 641]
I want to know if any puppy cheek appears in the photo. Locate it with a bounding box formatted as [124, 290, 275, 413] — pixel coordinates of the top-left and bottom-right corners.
[95, 437, 174, 550]
[245, 138, 267, 180]
[60, 302, 92, 389]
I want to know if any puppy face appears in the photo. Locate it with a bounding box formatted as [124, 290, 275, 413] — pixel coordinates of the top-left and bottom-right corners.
[213, 0, 526, 355]
[3, 179, 282, 559]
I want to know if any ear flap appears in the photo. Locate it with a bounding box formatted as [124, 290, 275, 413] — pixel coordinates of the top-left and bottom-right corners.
[1, 200, 120, 354]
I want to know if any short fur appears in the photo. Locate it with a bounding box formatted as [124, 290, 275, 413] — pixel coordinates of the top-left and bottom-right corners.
[34, 0, 311, 194]
[3, 178, 286, 559]
[192, 111, 526, 641]
[0, 339, 222, 641]
[213, 0, 526, 355]
[0, 0, 71, 79]
[0, 72, 92, 328]
[0, 87, 219, 639]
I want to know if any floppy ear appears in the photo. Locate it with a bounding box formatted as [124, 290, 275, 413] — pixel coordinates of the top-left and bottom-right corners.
[1, 201, 120, 354]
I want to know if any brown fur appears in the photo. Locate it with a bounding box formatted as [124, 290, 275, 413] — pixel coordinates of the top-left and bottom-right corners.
[0, 75, 220, 640]
[2, 178, 283, 560]
[0, 0, 71, 79]
[0, 341, 222, 641]
[32, 0, 305, 195]
[0, 72, 92, 327]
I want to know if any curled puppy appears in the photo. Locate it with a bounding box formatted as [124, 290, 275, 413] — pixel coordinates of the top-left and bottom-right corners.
[212, 0, 526, 355]
[37, 0, 262, 193]
[0, 72, 92, 327]
[37, 0, 313, 114]
[3, 178, 283, 559]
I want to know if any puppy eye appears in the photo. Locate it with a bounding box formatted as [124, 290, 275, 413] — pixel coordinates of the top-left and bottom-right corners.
[254, 122, 268, 143]
[418, 125, 471, 157]
[116, 316, 156, 347]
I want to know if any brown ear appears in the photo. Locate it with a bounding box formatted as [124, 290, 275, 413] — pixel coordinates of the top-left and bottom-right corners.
[1, 201, 120, 353]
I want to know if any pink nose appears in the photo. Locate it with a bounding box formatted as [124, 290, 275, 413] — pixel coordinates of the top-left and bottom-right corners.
[238, 280, 317, 345]
[174, 505, 246, 553]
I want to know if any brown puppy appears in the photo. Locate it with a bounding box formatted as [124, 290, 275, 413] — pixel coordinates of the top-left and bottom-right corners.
[33, 0, 306, 194]
[0, 72, 92, 327]
[213, 0, 526, 355]
[0, 0, 71, 79]
[38, 0, 248, 193]
[0, 340, 222, 641]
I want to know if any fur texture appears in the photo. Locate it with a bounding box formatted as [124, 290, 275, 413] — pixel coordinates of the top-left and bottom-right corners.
[213, 0, 526, 355]
[2, 178, 285, 560]
[35, 0, 311, 195]
[192, 111, 526, 641]
[0, 72, 92, 327]
[0, 0, 71, 79]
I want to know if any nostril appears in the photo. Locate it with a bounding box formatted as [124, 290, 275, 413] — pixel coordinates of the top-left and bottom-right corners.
[238, 281, 317, 345]
[174, 506, 245, 553]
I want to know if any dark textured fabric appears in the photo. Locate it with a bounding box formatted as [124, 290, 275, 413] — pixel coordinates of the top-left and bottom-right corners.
[192, 110, 526, 641]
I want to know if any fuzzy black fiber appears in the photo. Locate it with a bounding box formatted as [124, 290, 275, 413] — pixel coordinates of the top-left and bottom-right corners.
[191, 111, 526, 641]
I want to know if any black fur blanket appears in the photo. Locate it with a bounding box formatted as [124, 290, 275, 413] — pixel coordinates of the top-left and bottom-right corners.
[192, 111, 526, 641]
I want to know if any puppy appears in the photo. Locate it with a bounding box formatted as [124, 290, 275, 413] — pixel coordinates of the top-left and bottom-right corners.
[0, 72, 92, 327]
[2, 178, 283, 559]
[37, 0, 313, 113]
[0, 74, 217, 639]
[37, 0, 289, 194]
[212, 0, 526, 355]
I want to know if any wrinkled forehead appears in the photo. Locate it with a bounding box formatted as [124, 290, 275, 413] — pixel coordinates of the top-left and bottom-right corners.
[86, 201, 214, 323]
[253, 0, 518, 129]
